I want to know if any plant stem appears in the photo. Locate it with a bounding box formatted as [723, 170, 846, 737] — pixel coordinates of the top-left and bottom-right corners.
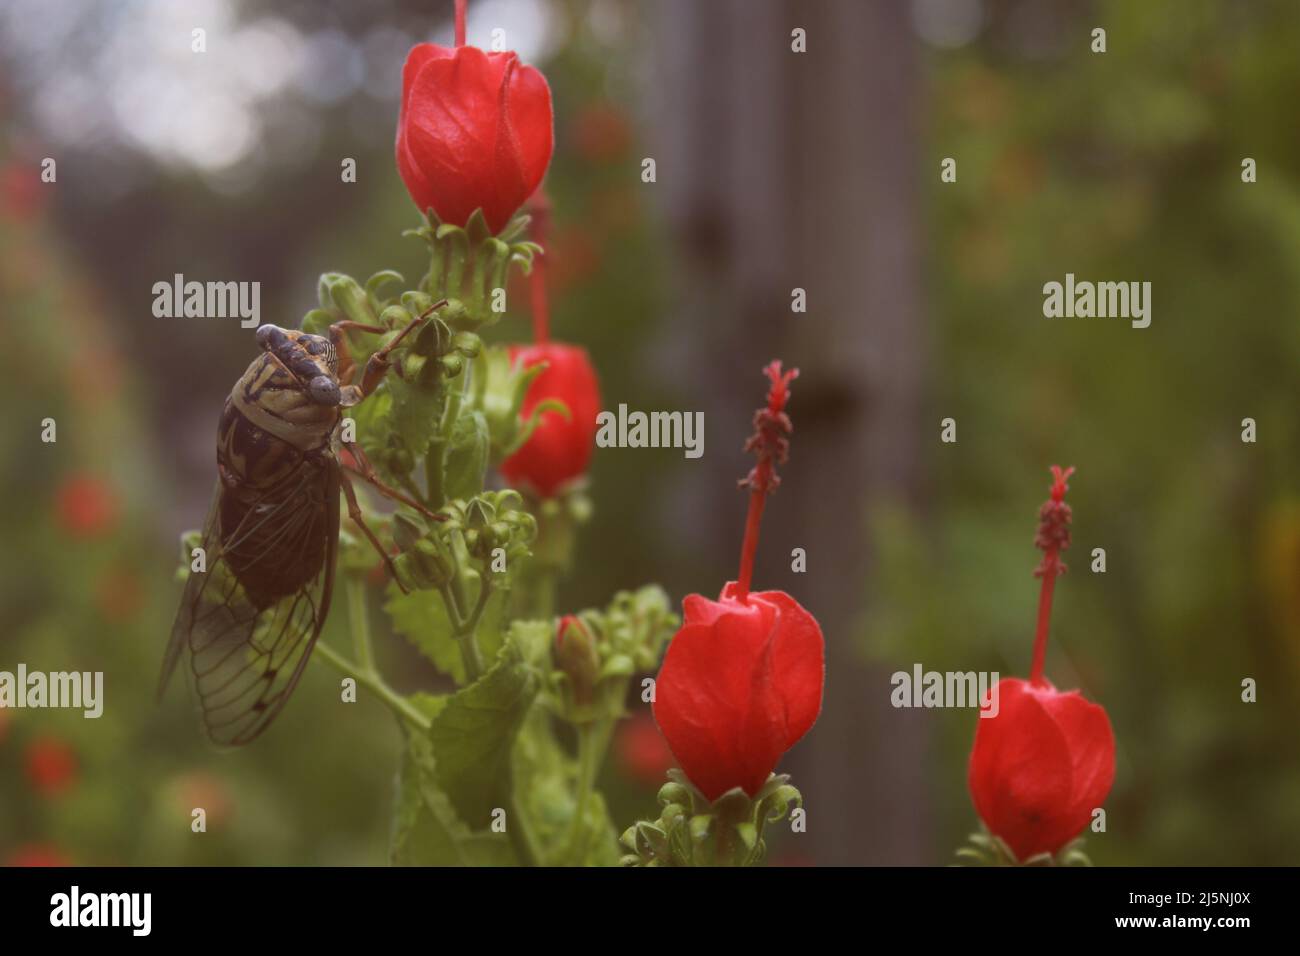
[315, 641, 431, 731]
[347, 576, 375, 674]
[528, 193, 551, 343]
[444, 576, 489, 683]
[566, 721, 600, 864]
[398, 472, 428, 510]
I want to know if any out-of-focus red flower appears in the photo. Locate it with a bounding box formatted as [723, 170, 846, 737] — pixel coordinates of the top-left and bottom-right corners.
[967, 466, 1116, 862]
[615, 711, 676, 788]
[969, 677, 1115, 862]
[95, 566, 143, 623]
[55, 474, 117, 538]
[500, 343, 601, 498]
[7, 844, 70, 867]
[171, 771, 233, 828]
[396, 43, 553, 233]
[548, 227, 600, 295]
[25, 736, 78, 797]
[1, 162, 45, 222]
[653, 363, 824, 801]
[571, 102, 633, 164]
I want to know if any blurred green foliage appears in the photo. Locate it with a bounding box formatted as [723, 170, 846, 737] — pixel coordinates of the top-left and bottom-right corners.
[864, 0, 1300, 864]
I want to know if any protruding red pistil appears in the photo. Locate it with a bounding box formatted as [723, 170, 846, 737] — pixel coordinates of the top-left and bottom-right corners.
[454, 0, 467, 47]
[1029, 465, 1074, 685]
[735, 362, 798, 604]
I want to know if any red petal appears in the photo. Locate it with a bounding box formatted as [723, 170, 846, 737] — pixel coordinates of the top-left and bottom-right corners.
[395, 45, 553, 231]
[1041, 687, 1116, 830]
[653, 587, 825, 801]
[968, 678, 1116, 861]
[506, 62, 554, 195]
[500, 343, 601, 497]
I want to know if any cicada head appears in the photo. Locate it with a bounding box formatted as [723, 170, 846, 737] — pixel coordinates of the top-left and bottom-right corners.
[255, 324, 341, 406]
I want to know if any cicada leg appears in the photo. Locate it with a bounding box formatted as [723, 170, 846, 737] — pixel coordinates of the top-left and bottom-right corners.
[341, 440, 443, 522]
[337, 465, 409, 594]
[332, 301, 447, 402]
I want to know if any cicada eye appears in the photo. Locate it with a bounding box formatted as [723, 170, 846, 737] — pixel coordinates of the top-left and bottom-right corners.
[256, 324, 284, 349]
[307, 374, 340, 406]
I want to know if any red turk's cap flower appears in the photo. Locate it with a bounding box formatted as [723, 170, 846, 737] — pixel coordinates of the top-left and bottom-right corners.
[395, 42, 553, 234]
[653, 363, 825, 801]
[25, 735, 78, 797]
[967, 466, 1116, 862]
[969, 677, 1115, 862]
[500, 343, 601, 498]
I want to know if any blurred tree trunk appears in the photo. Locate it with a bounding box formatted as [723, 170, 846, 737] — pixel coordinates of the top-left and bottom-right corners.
[650, 0, 929, 864]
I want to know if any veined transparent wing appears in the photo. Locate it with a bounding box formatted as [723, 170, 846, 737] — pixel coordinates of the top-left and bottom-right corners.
[161, 461, 339, 746]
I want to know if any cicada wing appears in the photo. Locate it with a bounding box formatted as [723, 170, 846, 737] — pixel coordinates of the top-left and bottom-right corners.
[162, 464, 339, 746]
[159, 480, 223, 701]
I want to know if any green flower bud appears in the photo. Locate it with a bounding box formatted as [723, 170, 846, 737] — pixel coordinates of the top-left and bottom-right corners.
[555, 616, 600, 707]
[450, 331, 481, 358]
[324, 273, 374, 326]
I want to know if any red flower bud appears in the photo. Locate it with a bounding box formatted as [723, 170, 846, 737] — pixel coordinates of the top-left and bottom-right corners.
[653, 362, 824, 801]
[968, 677, 1115, 861]
[555, 614, 599, 705]
[967, 466, 1116, 861]
[395, 43, 553, 234]
[654, 582, 824, 801]
[25, 735, 78, 798]
[500, 343, 601, 498]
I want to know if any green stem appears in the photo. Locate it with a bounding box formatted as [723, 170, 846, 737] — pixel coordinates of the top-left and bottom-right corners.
[397, 472, 428, 510]
[315, 641, 430, 731]
[440, 362, 472, 441]
[507, 789, 546, 867]
[347, 577, 374, 674]
[453, 578, 491, 682]
[565, 722, 598, 863]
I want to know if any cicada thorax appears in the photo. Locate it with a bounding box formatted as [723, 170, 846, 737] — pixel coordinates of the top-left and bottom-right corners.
[215, 350, 341, 610]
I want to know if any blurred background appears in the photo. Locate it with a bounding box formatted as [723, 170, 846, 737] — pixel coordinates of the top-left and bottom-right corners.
[1, 0, 1298, 865]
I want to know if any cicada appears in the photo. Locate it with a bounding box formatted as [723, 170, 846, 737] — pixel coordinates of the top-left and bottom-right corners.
[160, 309, 441, 745]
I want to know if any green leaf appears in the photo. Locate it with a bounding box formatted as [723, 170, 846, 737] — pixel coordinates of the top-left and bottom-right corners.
[390, 733, 517, 866]
[387, 373, 444, 455]
[427, 643, 538, 827]
[384, 584, 465, 684]
[506, 618, 553, 671]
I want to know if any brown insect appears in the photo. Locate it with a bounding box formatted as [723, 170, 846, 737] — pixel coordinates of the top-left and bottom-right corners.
[160, 309, 442, 745]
